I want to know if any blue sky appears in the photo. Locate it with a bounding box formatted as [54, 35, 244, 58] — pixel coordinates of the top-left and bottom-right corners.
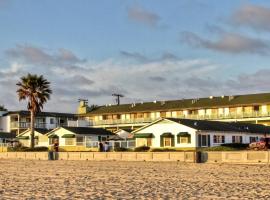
[1, 0, 270, 112]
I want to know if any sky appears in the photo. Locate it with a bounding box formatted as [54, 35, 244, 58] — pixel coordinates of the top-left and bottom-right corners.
[1, 0, 270, 113]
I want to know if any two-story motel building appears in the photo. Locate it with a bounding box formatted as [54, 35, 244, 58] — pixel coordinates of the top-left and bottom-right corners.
[78, 93, 270, 132]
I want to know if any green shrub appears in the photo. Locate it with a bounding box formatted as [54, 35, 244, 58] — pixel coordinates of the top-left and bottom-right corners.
[134, 146, 150, 152]
[151, 148, 177, 152]
[8, 146, 48, 152]
[114, 147, 132, 152]
[221, 143, 249, 149]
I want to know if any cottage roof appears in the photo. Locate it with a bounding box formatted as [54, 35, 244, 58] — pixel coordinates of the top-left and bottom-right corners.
[4, 110, 76, 118]
[0, 132, 16, 139]
[61, 127, 114, 136]
[133, 118, 270, 134]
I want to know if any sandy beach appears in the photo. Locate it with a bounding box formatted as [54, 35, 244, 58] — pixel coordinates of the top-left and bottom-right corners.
[0, 160, 269, 199]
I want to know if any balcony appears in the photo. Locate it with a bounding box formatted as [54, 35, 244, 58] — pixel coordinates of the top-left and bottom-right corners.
[90, 111, 270, 126]
[11, 122, 47, 129]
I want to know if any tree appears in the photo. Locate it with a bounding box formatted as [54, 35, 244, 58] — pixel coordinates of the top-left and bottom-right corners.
[0, 105, 7, 111]
[16, 74, 52, 148]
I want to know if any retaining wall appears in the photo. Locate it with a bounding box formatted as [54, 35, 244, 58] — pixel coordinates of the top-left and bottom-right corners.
[0, 152, 196, 162]
[201, 151, 270, 164]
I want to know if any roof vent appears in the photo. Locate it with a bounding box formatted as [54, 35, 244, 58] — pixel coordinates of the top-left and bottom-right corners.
[131, 103, 136, 108]
[192, 99, 198, 104]
[108, 104, 112, 106]
[161, 101, 165, 106]
[229, 96, 234, 101]
[209, 96, 213, 99]
[194, 122, 198, 126]
[141, 101, 144, 104]
[221, 95, 225, 98]
[153, 100, 157, 103]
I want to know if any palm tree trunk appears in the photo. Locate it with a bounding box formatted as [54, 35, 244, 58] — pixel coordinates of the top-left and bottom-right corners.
[30, 110, 35, 148]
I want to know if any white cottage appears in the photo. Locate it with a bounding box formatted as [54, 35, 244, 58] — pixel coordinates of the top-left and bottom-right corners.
[133, 118, 268, 149]
[46, 126, 114, 147]
[17, 129, 51, 147]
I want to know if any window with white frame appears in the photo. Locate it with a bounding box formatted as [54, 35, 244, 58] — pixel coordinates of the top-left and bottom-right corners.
[76, 136, 84, 146]
[213, 135, 225, 143]
[249, 137, 258, 143]
[232, 136, 242, 143]
[65, 138, 75, 145]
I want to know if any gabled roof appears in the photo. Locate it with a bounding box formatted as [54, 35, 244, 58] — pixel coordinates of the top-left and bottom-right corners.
[81, 92, 270, 116]
[17, 128, 52, 137]
[4, 110, 76, 118]
[61, 127, 114, 136]
[133, 118, 270, 134]
[0, 132, 16, 139]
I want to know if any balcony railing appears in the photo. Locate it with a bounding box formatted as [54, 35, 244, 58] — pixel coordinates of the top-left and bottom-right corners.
[10, 122, 68, 129]
[90, 111, 270, 126]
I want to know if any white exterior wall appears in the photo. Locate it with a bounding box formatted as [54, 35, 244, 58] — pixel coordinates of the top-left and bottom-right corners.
[45, 117, 58, 130]
[135, 120, 197, 148]
[206, 109, 212, 115]
[224, 108, 229, 115]
[262, 105, 267, 114]
[0, 116, 10, 132]
[171, 111, 177, 118]
[18, 131, 49, 147]
[198, 109, 205, 116]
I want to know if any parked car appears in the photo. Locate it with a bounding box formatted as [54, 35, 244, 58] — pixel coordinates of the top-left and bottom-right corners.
[249, 137, 270, 150]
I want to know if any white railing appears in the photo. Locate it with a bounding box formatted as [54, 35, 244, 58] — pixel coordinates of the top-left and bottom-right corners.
[89, 111, 270, 126]
[84, 140, 136, 150]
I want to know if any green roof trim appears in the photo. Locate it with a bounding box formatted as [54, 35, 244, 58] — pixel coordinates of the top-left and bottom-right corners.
[161, 132, 173, 137]
[48, 135, 59, 138]
[17, 136, 29, 140]
[177, 132, 190, 137]
[134, 133, 154, 138]
[62, 134, 75, 138]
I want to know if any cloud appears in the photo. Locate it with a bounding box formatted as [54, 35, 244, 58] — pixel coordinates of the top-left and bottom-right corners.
[128, 5, 160, 27]
[120, 51, 180, 63]
[232, 4, 270, 31]
[149, 76, 166, 82]
[5, 44, 85, 66]
[181, 31, 270, 55]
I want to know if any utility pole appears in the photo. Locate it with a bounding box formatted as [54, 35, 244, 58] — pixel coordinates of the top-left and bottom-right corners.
[112, 94, 124, 105]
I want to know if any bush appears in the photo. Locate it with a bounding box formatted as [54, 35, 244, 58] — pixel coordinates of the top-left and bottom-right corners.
[221, 143, 249, 149]
[8, 146, 49, 152]
[134, 146, 150, 152]
[114, 147, 132, 152]
[151, 148, 177, 152]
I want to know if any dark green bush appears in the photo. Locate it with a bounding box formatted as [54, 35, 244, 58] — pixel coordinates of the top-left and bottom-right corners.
[151, 148, 177, 152]
[221, 143, 249, 148]
[114, 147, 132, 152]
[8, 146, 49, 152]
[134, 146, 150, 152]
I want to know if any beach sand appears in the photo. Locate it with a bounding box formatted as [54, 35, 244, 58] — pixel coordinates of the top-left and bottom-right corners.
[0, 160, 269, 199]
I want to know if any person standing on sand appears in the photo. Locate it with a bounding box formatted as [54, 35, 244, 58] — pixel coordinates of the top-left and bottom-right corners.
[104, 142, 109, 152]
[99, 142, 103, 152]
[53, 140, 59, 152]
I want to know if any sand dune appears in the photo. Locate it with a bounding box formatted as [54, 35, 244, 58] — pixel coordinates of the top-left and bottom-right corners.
[0, 160, 269, 199]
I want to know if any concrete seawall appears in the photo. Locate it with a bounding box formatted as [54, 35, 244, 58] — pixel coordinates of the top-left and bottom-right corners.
[200, 151, 270, 164]
[0, 152, 196, 162]
[1, 151, 269, 164]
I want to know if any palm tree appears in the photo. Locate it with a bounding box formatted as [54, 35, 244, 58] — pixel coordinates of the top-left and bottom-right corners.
[16, 74, 52, 148]
[0, 105, 7, 111]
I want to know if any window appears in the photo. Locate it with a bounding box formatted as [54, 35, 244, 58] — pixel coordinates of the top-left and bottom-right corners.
[232, 136, 242, 143]
[65, 138, 75, 145]
[137, 113, 144, 118]
[147, 138, 152, 146]
[254, 105, 260, 112]
[180, 137, 188, 143]
[160, 112, 166, 118]
[163, 137, 171, 147]
[250, 137, 258, 143]
[50, 118, 54, 124]
[34, 138, 39, 145]
[76, 136, 84, 146]
[213, 135, 225, 143]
